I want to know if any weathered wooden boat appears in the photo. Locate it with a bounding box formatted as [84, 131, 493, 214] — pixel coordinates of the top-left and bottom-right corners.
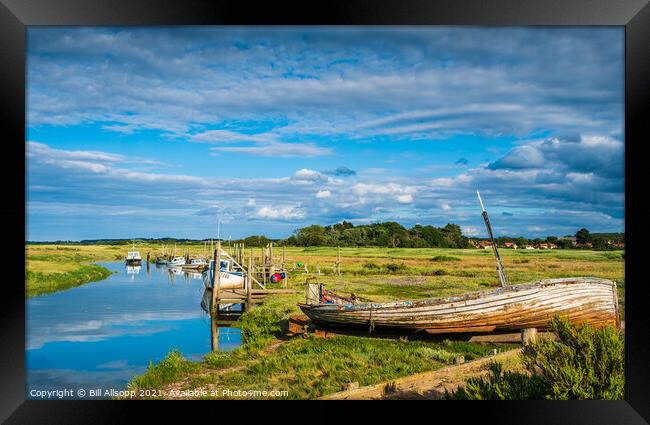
[298, 277, 619, 333]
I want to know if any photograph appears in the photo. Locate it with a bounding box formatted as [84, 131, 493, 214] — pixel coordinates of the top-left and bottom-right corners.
[24, 26, 626, 401]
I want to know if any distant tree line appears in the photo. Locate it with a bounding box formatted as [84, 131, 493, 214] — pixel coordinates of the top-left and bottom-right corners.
[282, 221, 471, 248]
[28, 224, 624, 250]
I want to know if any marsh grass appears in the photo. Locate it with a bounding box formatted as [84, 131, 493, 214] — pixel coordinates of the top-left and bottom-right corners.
[177, 336, 505, 399]
[25, 265, 112, 298]
[128, 348, 201, 391]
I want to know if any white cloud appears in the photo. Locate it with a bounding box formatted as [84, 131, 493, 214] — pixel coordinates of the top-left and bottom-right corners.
[255, 206, 305, 220]
[210, 142, 331, 158]
[292, 168, 323, 182]
[316, 190, 331, 198]
[462, 226, 480, 236]
[396, 194, 413, 204]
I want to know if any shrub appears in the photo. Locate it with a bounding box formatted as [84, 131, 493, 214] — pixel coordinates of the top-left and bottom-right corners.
[384, 262, 407, 273]
[430, 255, 461, 262]
[362, 262, 380, 270]
[522, 316, 625, 400]
[447, 317, 624, 400]
[447, 362, 549, 400]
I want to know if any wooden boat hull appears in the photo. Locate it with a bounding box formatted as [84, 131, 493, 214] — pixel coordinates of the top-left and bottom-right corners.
[298, 278, 619, 333]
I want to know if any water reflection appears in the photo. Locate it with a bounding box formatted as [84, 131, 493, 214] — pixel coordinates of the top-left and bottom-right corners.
[126, 265, 141, 275]
[26, 261, 242, 397]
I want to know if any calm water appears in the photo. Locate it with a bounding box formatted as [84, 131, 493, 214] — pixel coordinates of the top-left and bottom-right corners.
[26, 262, 241, 398]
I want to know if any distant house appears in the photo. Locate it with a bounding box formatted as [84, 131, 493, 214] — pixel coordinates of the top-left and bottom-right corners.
[524, 245, 536, 250]
[503, 242, 518, 249]
[575, 242, 593, 248]
[607, 240, 625, 249]
[478, 240, 493, 249]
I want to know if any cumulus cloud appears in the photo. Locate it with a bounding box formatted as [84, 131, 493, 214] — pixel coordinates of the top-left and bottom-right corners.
[255, 206, 305, 220]
[316, 190, 332, 198]
[292, 169, 324, 182]
[396, 194, 413, 204]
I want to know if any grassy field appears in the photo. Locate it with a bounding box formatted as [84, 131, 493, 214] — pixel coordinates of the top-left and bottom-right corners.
[25, 246, 113, 297]
[26, 243, 624, 398]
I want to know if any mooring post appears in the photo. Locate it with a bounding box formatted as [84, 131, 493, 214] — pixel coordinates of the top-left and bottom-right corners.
[246, 250, 253, 312]
[282, 246, 287, 288]
[521, 328, 538, 346]
[210, 242, 222, 351]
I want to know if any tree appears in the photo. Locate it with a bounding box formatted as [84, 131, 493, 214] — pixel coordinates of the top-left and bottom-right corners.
[576, 228, 590, 244]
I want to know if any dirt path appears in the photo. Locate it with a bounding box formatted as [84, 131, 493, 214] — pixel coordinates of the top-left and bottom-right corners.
[319, 348, 523, 400]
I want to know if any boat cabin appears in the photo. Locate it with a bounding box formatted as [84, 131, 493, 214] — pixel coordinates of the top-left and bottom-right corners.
[126, 251, 141, 260]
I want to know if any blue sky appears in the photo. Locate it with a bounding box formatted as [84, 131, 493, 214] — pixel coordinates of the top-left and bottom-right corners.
[26, 27, 624, 241]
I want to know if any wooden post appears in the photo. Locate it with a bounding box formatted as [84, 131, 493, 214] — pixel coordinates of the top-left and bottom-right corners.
[261, 247, 266, 285]
[246, 250, 253, 312]
[521, 328, 538, 346]
[210, 315, 219, 352]
[282, 246, 287, 288]
[337, 246, 341, 276]
[211, 243, 222, 352]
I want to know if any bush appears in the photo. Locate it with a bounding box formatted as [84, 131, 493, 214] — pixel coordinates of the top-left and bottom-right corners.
[447, 317, 624, 400]
[430, 255, 461, 262]
[447, 362, 549, 400]
[522, 316, 625, 400]
[362, 262, 380, 270]
[384, 262, 407, 273]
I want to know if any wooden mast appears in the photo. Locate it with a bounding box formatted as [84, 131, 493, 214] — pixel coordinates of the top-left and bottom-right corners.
[477, 190, 509, 287]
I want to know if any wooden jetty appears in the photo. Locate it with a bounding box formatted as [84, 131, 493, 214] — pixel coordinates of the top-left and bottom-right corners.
[298, 277, 619, 334]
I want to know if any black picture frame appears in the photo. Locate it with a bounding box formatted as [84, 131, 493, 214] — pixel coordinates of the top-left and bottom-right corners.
[2, 0, 648, 423]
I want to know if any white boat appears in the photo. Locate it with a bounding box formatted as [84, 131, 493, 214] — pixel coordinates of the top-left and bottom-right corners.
[125, 251, 142, 265]
[168, 256, 186, 266]
[202, 258, 245, 290]
[181, 258, 208, 270]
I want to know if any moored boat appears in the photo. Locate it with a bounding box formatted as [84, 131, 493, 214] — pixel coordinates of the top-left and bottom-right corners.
[181, 258, 208, 270]
[202, 258, 245, 290]
[125, 250, 142, 265]
[299, 277, 619, 333]
[168, 256, 186, 267]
